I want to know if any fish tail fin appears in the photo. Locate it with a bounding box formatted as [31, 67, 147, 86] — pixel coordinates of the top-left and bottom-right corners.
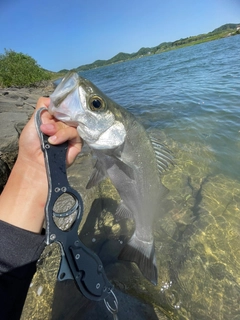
[118, 233, 158, 285]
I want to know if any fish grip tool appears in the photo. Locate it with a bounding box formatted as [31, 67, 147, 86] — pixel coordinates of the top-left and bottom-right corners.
[35, 107, 118, 316]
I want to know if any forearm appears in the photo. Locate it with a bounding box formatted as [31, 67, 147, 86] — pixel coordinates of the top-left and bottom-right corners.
[0, 158, 47, 233]
[0, 158, 47, 319]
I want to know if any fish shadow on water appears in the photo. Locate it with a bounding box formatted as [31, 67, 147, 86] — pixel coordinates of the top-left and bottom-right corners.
[50, 197, 160, 320]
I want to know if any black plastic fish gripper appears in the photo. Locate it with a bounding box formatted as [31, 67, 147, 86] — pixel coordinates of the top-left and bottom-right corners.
[35, 107, 118, 312]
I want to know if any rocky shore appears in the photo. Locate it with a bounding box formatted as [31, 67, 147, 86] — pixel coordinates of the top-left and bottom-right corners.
[0, 83, 167, 320]
[0, 82, 55, 191]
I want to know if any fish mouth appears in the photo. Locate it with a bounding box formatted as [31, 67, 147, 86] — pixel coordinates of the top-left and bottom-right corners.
[51, 72, 79, 106]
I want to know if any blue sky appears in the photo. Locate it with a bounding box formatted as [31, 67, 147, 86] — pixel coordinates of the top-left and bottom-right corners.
[0, 0, 239, 72]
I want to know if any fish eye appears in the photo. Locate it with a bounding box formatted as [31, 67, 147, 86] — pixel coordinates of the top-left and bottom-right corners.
[89, 96, 105, 111]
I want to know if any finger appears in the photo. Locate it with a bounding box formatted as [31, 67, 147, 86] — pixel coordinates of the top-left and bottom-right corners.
[46, 126, 81, 145]
[40, 122, 57, 136]
[66, 145, 82, 166]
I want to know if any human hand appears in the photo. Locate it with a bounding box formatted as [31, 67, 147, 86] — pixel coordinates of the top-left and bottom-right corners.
[0, 97, 82, 233]
[18, 97, 82, 169]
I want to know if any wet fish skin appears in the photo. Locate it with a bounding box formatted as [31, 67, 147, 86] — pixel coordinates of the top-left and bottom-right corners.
[49, 72, 172, 285]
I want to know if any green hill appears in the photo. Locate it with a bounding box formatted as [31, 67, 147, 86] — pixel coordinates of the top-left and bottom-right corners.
[71, 23, 240, 73]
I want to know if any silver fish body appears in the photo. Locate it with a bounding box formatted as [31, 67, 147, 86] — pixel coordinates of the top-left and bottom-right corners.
[49, 72, 172, 285]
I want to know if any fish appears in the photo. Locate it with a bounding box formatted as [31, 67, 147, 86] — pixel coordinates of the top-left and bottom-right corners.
[48, 72, 173, 285]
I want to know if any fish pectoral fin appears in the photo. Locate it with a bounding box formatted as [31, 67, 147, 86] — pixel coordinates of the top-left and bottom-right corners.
[86, 160, 106, 189]
[115, 201, 134, 220]
[113, 157, 135, 180]
[118, 233, 158, 285]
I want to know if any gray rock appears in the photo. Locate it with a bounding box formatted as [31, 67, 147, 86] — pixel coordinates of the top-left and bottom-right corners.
[0, 83, 54, 186]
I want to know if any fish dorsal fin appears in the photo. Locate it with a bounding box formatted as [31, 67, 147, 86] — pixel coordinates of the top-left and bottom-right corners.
[115, 201, 134, 220]
[86, 159, 106, 189]
[149, 135, 174, 174]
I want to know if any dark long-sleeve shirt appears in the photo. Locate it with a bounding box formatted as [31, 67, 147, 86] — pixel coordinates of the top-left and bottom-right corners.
[0, 220, 45, 320]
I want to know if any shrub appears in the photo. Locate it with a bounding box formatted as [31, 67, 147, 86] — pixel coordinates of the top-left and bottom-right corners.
[0, 49, 51, 87]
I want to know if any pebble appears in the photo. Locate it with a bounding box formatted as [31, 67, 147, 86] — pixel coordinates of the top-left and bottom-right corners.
[37, 286, 43, 296]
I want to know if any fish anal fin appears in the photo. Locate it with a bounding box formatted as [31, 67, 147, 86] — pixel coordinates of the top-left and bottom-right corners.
[118, 233, 158, 285]
[115, 202, 134, 220]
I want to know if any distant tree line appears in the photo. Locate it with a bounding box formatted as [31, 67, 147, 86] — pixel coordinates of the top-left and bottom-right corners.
[75, 23, 240, 72]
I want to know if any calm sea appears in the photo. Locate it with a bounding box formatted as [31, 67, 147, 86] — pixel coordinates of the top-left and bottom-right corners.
[81, 35, 240, 183]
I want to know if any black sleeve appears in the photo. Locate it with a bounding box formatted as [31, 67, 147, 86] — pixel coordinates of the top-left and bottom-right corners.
[0, 220, 45, 320]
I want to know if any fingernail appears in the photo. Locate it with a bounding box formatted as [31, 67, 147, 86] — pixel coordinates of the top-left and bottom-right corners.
[48, 135, 57, 144]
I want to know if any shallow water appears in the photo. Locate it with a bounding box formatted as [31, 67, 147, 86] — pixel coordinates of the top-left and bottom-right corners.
[22, 35, 240, 319]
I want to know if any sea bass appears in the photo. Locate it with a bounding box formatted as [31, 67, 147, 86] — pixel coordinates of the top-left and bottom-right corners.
[49, 72, 173, 285]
